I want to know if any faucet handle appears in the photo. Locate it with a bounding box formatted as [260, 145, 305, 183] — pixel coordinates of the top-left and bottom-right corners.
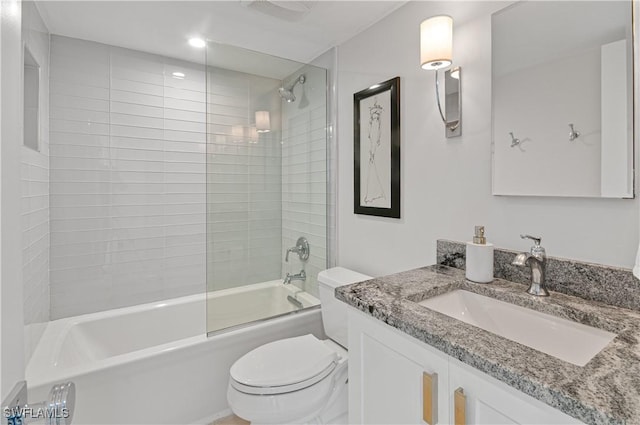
[520, 234, 541, 246]
[285, 237, 310, 263]
[520, 234, 545, 258]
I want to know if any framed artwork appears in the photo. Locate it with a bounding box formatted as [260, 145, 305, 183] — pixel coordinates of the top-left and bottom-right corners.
[353, 76, 401, 218]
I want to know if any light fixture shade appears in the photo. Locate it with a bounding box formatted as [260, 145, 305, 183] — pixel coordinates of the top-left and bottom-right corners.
[188, 37, 206, 48]
[255, 110, 271, 133]
[420, 15, 453, 70]
[248, 126, 259, 143]
[231, 125, 244, 143]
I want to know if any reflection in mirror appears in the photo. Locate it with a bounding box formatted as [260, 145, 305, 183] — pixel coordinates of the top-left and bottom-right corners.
[491, 1, 634, 198]
[445, 67, 461, 137]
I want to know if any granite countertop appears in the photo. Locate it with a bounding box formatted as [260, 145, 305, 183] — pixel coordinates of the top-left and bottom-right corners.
[336, 265, 640, 425]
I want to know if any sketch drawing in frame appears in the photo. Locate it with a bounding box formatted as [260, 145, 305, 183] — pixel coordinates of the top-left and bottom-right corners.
[353, 76, 400, 218]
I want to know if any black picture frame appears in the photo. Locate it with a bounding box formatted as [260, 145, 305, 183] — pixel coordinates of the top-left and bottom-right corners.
[353, 76, 401, 218]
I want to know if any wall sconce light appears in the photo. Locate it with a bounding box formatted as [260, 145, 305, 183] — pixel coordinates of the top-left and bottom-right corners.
[248, 126, 259, 144]
[255, 111, 271, 133]
[231, 125, 244, 143]
[420, 15, 462, 138]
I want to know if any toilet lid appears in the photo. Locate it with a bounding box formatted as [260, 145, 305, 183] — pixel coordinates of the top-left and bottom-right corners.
[230, 334, 338, 389]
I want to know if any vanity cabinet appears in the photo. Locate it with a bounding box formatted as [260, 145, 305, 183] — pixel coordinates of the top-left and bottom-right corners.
[348, 309, 583, 424]
[348, 310, 450, 424]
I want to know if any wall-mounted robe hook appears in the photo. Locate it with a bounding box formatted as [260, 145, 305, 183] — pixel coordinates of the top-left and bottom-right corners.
[568, 123, 580, 141]
[509, 132, 521, 147]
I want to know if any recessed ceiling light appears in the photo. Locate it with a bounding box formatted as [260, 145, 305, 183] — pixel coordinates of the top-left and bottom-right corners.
[172, 72, 185, 79]
[188, 37, 206, 48]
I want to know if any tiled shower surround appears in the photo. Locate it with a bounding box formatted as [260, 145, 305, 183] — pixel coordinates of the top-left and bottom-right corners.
[205, 66, 283, 292]
[49, 36, 209, 318]
[22, 1, 51, 357]
[281, 65, 328, 297]
[49, 35, 328, 318]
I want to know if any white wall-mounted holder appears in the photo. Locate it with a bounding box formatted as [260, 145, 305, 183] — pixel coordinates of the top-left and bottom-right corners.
[568, 123, 580, 141]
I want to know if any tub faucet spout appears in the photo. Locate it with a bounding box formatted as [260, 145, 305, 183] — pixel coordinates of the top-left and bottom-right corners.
[284, 269, 306, 285]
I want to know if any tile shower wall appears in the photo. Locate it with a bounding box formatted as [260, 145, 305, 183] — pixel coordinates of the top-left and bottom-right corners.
[22, 1, 50, 360]
[206, 67, 283, 291]
[49, 36, 208, 318]
[281, 65, 327, 296]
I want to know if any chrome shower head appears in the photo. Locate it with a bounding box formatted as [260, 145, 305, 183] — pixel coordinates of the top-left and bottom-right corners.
[278, 74, 305, 103]
[278, 87, 296, 102]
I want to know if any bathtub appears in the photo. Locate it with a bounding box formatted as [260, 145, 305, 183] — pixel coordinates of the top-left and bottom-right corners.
[26, 280, 323, 425]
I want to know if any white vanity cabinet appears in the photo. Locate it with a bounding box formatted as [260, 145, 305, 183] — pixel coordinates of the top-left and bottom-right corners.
[348, 309, 450, 424]
[448, 358, 582, 425]
[348, 309, 584, 425]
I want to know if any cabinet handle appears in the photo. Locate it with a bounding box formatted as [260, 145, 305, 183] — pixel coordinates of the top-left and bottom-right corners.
[454, 387, 466, 425]
[422, 372, 438, 425]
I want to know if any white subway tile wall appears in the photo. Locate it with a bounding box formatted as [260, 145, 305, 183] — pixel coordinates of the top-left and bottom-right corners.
[50, 36, 208, 318]
[206, 67, 284, 292]
[281, 66, 328, 297]
[22, 1, 50, 360]
[50, 36, 328, 319]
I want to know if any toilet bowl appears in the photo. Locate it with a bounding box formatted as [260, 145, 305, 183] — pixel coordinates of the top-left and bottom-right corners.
[226, 267, 371, 424]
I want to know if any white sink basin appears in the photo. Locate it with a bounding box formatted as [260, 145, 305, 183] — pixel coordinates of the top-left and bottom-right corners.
[419, 290, 616, 366]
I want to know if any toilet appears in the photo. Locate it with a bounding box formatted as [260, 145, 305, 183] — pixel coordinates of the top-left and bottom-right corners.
[227, 267, 371, 424]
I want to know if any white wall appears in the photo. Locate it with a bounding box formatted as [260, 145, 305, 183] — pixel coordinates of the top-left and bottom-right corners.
[21, 0, 49, 362]
[281, 63, 328, 296]
[1, 0, 26, 399]
[493, 47, 603, 197]
[336, 1, 639, 277]
[49, 36, 208, 318]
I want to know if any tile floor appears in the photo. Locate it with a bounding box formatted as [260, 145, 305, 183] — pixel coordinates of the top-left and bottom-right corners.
[211, 414, 249, 425]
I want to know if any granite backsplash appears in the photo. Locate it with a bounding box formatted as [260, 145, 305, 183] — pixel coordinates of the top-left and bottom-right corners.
[436, 239, 640, 311]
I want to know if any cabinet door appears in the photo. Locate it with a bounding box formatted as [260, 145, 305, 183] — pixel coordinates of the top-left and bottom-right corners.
[448, 358, 584, 425]
[349, 309, 449, 425]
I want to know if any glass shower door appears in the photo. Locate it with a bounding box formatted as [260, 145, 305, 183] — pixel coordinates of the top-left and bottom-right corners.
[205, 41, 327, 335]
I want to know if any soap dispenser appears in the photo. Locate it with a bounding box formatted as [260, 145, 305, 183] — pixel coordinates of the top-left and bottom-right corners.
[465, 226, 494, 283]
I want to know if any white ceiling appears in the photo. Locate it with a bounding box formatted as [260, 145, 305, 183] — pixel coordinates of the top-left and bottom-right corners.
[36, 0, 406, 75]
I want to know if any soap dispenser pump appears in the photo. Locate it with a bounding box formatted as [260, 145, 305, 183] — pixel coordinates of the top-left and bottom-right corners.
[465, 226, 494, 283]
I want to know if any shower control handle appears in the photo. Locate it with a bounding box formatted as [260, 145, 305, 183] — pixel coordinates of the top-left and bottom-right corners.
[285, 237, 310, 262]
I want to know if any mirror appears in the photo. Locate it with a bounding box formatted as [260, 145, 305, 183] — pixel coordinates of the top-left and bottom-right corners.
[445, 67, 461, 137]
[491, 1, 634, 198]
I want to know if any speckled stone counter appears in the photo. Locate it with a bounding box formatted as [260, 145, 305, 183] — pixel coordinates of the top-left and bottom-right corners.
[437, 239, 640, 311]
[336, 265, 640, 425]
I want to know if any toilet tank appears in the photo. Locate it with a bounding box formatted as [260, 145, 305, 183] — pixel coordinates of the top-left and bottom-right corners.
[318, 267, 372, 348]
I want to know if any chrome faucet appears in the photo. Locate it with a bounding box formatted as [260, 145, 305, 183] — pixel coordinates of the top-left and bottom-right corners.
[283, 269, 306, 285]
[512, 234, 549, 296]
[285, 237, 310, 262]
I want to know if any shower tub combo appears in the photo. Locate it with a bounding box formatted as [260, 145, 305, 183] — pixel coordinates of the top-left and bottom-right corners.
[26, 281, 321, 425]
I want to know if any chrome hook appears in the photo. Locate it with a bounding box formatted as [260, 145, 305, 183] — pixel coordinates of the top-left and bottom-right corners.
[509, 132, 521, 147]
[568, 123, 580, 141]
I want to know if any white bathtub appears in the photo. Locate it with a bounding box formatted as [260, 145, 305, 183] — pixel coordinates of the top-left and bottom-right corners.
[26, 280, 323, 425]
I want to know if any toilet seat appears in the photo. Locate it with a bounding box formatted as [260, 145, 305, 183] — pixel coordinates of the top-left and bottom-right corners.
[231, 361, 336, 395]
[230, 334, 339, 395]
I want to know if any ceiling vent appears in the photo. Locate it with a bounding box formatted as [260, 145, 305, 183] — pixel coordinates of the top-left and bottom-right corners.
[240, 0, 316, 22]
